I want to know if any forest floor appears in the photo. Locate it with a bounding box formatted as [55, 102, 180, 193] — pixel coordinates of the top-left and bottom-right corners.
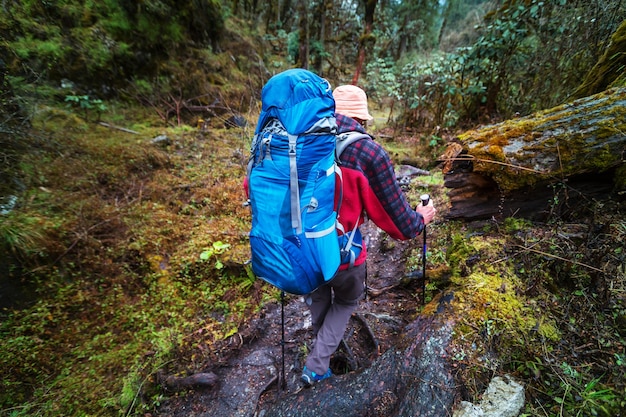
[154, 126, 451, 416]
[155, 156, 626, 417]
[1, 111, 625, 417]
[156, 217, 441, 416]
[154, 165, 626, 416]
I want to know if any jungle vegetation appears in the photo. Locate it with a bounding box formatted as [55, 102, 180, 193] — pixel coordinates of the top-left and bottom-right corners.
[1, 0, 625, 415]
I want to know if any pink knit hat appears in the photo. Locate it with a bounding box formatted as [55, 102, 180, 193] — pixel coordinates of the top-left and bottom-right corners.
[333, 85, 373, 121]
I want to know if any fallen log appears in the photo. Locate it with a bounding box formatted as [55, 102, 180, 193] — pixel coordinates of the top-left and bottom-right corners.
[439, 87, 626, 220]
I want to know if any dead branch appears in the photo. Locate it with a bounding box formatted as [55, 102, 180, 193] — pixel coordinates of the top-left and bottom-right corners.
[98, 122, 139, 134]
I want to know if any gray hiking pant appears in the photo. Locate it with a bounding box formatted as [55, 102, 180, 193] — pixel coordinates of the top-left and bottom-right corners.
[304, 263, 366, 375]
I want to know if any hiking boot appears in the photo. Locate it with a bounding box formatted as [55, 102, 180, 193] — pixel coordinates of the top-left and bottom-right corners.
[300, 366, 332, 387]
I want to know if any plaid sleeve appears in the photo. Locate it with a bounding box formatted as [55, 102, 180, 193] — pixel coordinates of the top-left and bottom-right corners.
[341, 138, 424, 239]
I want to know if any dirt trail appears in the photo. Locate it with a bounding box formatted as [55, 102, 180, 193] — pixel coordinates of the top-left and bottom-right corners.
[157, 221, 425, 416]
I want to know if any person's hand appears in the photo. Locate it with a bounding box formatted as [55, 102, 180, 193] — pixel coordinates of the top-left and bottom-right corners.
[416, 199, 436, 225]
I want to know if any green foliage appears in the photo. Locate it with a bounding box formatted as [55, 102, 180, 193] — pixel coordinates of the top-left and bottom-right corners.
[573, 19, 626, 98]
[0, 210, 57, 268]
[517, 359, 623, 416]
[373, 0, 443, 59]
[502, 212, 626, 416]
[64, 95, 107, 121]
[455, 0, 625, 117]
[0, 100, 268, 415]
[2, 0, 225, 91]
[395, 52, 481, 128]
[4, 0, 624, 129]
[556, 364, 619, 416]
[439, 219, 626, 417]
[377, 0, 626, 128]
[287, 31, 300, 64]
[200, 241, 231, 270]
[2, 2, 626, 415]
[455, 0, 541, 117]
[364, 57, 402, 104]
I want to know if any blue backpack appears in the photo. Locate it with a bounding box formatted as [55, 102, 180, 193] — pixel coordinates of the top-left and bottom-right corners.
[247, 69, 341, 295]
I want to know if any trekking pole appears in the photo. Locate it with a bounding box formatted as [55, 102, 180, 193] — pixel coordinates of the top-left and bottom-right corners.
[420, 194, 430, 305]
[280, 291, 287, 390]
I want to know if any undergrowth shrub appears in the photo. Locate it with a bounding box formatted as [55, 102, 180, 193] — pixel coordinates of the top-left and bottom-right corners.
[377, 0, 626, 129]
[421, 213, 626, 416]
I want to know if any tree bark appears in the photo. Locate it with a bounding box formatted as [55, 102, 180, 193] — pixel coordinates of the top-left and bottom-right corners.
[352, 0, 377, 85]
[313, 0, 330, 75]
[280, 0, 293, 29]
[439, 87, 626, 221]
[572, 19, 626, 99]
[298, 0, 310, 69]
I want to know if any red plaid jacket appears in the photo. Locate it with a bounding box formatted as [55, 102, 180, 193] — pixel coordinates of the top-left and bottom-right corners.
[335, 113, 424, 268]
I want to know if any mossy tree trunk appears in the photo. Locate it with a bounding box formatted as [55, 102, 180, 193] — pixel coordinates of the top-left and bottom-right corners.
[572, 19, 626, 99]
[351, 0, 378, 85]
[439, 87, 626, 220]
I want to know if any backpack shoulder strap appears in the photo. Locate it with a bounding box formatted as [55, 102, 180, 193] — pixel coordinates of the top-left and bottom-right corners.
[334, 131, 369, 253]
[336, 131, 371, 160]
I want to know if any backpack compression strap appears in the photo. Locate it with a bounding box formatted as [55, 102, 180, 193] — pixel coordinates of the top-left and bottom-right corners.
[288, 134, 302, 234]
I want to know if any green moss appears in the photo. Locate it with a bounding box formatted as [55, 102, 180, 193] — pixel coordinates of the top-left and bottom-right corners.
[503, 217, 532, 233]
[0, 94, 267, 415]
[615, 164, 626, 191]
[451, 268, 562, 358]
[538, 321, 561, 341]
[443, 227, 565, 398]
[446, 232, 475, 279]
[573, 20, 626, 99]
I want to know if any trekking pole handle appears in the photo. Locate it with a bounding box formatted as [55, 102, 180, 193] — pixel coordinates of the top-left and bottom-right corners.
[420, 193, 430, 206]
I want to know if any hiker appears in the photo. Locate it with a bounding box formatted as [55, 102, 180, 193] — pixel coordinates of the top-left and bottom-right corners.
[300, 84, 436, 387]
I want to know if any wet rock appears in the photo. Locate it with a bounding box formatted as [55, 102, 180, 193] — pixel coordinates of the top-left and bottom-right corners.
[453, 375, 524, 417]
[225, 114, 247, 129]
[260, 294, 458, 417]
[163, 372, 218, 391]
[152, 134, 171, 146]
[395, 164, 430, 179]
